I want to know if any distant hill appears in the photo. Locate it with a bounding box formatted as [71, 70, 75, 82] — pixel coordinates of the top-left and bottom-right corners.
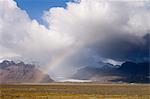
[73, 61, 150, 83]
[110, 61, 149, 83]
[0, 60, 53, 83]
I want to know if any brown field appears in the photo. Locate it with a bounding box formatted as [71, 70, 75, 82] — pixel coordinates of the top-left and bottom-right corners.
[0, 83, 150, 99]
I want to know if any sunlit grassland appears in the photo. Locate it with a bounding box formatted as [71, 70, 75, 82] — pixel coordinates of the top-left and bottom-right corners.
[0, 83, 150, 99]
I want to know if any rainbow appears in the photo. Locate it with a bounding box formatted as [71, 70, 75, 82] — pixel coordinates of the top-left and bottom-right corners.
[36, 44, 81, 82]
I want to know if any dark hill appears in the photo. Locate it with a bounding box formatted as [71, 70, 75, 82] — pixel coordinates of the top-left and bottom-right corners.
[73, 61, 150, 83]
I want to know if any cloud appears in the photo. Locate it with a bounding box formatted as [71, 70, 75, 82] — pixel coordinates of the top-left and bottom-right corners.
[0, 0, 149, 79]
[95, 33, 149, 62]
[44, 0, 150, 77]
[0, 0, 73, 64]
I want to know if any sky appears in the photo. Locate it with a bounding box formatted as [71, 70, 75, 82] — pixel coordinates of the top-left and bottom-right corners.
[0, 0, 149, 80]
[16, 0, 77, 25]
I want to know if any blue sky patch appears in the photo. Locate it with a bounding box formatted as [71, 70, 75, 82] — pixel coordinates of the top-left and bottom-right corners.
[16, 0, 74, 25]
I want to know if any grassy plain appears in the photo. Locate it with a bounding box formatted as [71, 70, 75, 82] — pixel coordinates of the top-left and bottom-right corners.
[0, 83, 150, 99]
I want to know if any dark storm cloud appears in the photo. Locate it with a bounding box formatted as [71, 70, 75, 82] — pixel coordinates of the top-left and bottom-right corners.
[95, 33, 149, 62]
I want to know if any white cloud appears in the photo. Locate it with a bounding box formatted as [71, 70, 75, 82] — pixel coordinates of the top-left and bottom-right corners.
[44, 0, 150, 44]
[0, 0, 73, 64]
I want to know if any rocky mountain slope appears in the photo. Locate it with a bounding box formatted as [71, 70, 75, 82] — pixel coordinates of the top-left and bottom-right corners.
[0, 60, 53, 83]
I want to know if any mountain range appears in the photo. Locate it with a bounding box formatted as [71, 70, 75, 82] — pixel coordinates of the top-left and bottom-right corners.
[73, 61, 150, 83]
[0, 60, 149, 83]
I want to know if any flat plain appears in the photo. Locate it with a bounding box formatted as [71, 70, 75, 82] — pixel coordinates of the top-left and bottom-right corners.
[0, 83, 150, 99]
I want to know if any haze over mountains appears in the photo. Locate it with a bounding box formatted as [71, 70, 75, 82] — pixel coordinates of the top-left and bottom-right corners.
[0, 60, 53, 83]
